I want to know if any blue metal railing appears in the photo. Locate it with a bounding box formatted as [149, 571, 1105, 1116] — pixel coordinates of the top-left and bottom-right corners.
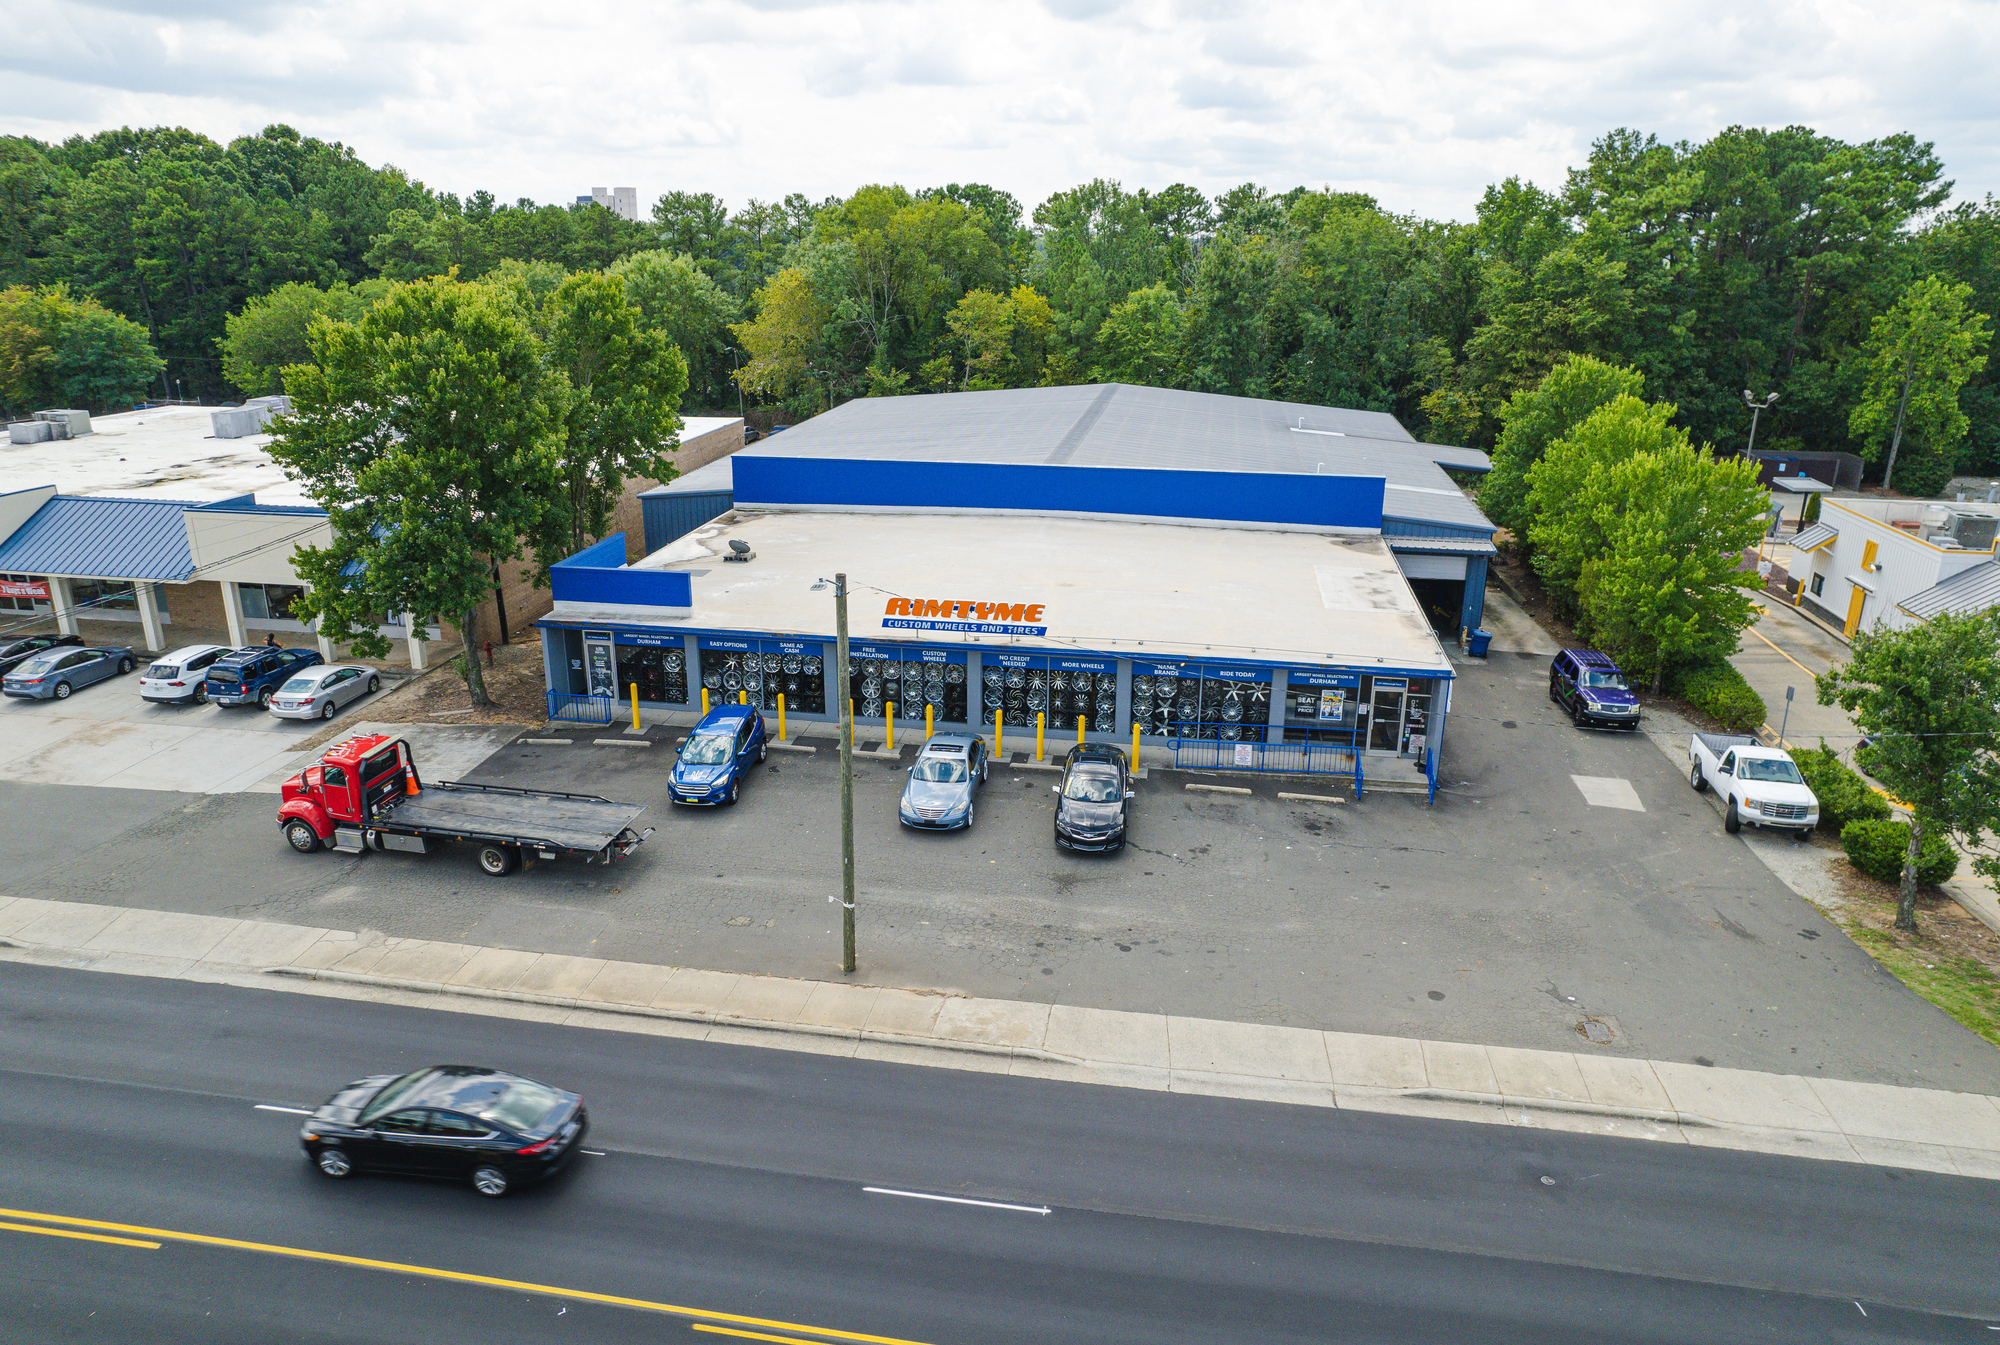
[547, 690, 617, 724]
[1426, 745, 1439, 804]
[1169, 723, 1361, 790]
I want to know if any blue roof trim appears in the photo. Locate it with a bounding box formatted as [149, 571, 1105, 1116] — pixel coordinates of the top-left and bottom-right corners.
[0, 495, 199, 581]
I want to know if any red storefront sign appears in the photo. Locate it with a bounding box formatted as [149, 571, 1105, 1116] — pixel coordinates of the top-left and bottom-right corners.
[0, 578, 50, 600]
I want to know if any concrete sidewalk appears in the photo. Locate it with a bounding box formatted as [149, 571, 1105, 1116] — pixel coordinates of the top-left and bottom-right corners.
[4, 894, 1997, 1181]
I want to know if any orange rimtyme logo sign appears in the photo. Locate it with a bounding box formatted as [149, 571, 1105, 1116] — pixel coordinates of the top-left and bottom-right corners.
[884, 598, 1046, 623]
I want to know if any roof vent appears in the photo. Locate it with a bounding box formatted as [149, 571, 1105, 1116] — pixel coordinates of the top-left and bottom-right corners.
[723, 539, 755, 563]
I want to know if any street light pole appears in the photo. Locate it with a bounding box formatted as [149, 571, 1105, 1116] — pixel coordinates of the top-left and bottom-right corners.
[1743, 388, 1779, 456]
[833, 573, 855, 973]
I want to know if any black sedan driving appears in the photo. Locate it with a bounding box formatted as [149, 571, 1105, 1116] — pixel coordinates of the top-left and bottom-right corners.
[1052, 743, 1133, 852]
[300, 1065, 588, 1197]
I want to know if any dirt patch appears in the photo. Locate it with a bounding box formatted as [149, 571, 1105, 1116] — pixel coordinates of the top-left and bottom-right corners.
[287, 637, 548, 751]
[1830, 860, 2000, 1048]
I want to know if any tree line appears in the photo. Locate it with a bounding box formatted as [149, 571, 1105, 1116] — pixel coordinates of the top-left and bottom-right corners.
[4, 120, 1999, 491]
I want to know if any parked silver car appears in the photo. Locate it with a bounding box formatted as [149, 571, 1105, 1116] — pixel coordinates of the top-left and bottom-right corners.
[2, 645, 135, 700]
[267, 663, 381, 720]
[898, 732, 989, 830]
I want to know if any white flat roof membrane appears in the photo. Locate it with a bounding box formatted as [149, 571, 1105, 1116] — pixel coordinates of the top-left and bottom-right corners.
[557, 510, 1452, 675]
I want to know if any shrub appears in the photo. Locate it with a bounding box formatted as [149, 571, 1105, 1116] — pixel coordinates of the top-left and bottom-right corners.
[1789, 741, 1891, 831]
[1671, 660, 1768, 733]
[1841, 819, 1959, 887]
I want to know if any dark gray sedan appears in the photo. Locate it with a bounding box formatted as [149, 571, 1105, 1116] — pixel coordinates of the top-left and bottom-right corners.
[2, 645, 135, 700]
[898, 732, 988, 830]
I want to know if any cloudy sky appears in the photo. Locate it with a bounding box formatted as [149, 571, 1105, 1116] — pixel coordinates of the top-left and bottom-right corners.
[8, 0, 2000, 221]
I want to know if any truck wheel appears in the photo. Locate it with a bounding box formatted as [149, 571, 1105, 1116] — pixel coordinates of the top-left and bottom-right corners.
[476, 844, 519, 876]
[1570, 701, 1584, 727]
[1689, 762, 1707, 793]
[285, 820, 323, 854]
[1725, 801, 1741, 834]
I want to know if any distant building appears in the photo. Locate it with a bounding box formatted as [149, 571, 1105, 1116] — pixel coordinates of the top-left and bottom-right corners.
[575, 187, 639, 222]
[1789, 495, 2000, 635]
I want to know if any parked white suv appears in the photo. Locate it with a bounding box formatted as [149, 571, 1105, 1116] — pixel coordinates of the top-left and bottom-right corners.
[139, 644, 233, 705]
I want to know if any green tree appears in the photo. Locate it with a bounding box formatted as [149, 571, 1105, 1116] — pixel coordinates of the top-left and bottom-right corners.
[1848, 273, 1990, 493]
[0, 283, 163, 415]
[944, 284, 1056, 389]
[1816, 610, 2000, 931]
[1091, 282, 1184, 385]
[1524, 395, 1685, 613]
[1577, 443, 1767, 690]
[268, 276, 562, 707]
[606, 251, 740, 408]
[531, 271, 689, 564]
[218, 279, 387, 396]
[1482, 355, 1644, 539]
[732, 266, 835, 411]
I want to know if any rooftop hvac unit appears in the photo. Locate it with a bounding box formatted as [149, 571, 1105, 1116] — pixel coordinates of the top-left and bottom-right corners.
[8, 420, 53, 444]
[1949, 511, 1999, 552]
[34, 408, 90, 436]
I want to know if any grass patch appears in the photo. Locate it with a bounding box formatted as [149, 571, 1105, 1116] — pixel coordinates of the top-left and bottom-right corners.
[1844, 925, 2000, 1049]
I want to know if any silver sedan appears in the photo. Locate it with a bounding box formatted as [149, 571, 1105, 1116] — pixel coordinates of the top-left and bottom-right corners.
[267, 664, 381, 720]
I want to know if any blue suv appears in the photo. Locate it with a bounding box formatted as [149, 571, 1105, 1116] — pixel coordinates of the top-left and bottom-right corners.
[1550, 648, 1641, 729]
[205, 646, 323, 708]
[669, 704, 766, 805]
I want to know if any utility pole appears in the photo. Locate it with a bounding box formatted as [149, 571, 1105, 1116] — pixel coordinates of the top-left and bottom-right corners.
[1743, 388, 1779, 456]
[1882, 352, 1916, 493]
[834, 572, 855, 973]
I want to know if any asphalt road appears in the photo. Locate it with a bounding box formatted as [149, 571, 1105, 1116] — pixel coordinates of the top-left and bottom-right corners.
[1, 964, 1993, 1344]
[6, 648, 1998, 1094]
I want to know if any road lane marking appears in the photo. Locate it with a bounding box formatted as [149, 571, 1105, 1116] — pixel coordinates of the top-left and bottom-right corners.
[1745, 623, 1820, 678]
[693, 1326, 826, 1344]
[0, 1206, 932, 1345]
[253, 1105, 312, 1115]
[862, 1187, 1052, 1215]
[1569, 776, 1645, 812]
[0, 1220, 159, 1250]
[581, 1149, 607, 1156]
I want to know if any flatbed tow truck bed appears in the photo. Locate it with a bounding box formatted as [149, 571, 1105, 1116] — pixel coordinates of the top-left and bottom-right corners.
[380, 782, 647, 853]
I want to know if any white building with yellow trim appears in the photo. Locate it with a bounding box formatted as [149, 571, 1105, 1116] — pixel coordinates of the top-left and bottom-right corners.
[1790, 496, 2000, 635]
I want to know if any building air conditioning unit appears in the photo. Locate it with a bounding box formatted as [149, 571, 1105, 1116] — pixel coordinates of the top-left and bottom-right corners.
[35, 408, 91, 436]
[1948, 510, 2000, 552]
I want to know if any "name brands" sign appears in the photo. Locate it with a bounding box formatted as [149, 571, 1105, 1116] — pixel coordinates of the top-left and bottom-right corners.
[883, 597, 1047, 638]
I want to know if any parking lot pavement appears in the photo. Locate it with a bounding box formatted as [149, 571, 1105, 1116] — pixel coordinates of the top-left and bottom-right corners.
[0, 673, 400, 794]
[7, 649, 1999, 1094]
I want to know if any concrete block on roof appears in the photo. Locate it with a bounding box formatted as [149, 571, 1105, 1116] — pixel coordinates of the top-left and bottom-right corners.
[10, 420, 54, 444]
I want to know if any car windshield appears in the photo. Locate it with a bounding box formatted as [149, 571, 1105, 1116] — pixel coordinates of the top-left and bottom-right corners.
[474, 1079, 569, 1134]
[14, 653, 57, 675]
[912, 757, 968, 782]
[682, 732, 733, 764]
[280, 675, 321, 693]
[1583, 670, 1629, 690]
[358, 1069, 434, 1124]
[1063, 769, 1121, 802]
[1740, 759, 1804, 783]
[2, 640, 40, 658]
[147, 663, 180, 679]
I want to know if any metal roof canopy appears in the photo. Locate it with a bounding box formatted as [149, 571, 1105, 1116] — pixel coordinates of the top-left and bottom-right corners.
[701, 384, 1496, 535]
[0, 495, 199, 581]
[1899, 559, 2000, 621]
[1771, 477, 1833, 493]
[1791, 521, 1838, 552]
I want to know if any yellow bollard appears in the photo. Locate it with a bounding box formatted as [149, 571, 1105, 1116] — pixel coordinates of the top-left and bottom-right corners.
[739, 689, 747, 706]
[1077, 714, 1086, 749]
[994, 705, 1003, 758]
[778, 693, 787, 741]
[849, 699, 855, 750]
[701, 686, 709, 715]
[925, 703, 933, 741]
[1131, 719, 1140, 769]
[1036, 712, 1045, 761]
[886, 702, 895, 751]
[630, 683, 640, 731]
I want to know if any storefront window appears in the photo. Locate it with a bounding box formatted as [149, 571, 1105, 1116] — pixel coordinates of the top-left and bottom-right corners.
[1359, 676, 1435, 756]
[0, 573, 49, 613]
[700, 639, 825, 714]
[239, 582, 304, 621]
[70, 579, 147, 613]
[980, 652, 1114, 731]
[1283, 670, 1360, 745]
[617, 636, 689, 705]
[850, 644, 965, 723]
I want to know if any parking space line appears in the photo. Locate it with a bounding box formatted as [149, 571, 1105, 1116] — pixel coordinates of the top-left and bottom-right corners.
[862, 1186, 1052, 1215]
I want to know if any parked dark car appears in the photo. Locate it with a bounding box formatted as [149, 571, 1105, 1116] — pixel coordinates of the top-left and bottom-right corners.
[2, 644, 135, 700]
[742, 428, 763, 444]
[0, 633, 84, 676]
[301, 1064, 588, 1198]
[205, 646, 323, 708]
[899, 731, 988, 830]
[1549, 648, 1641, 729]
[669, 703, 766, 805]
[1052, 743, 1133, 852]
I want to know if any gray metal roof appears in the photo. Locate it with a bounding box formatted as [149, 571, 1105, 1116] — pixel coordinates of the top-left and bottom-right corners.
[1898, 560, 2000, 621]
[1771, 477, 1833, 493]
[1791, 521, 1838, 552]
[0, 495, 197, 581]
[673, 384, 1495, 533]
[1386, 536, 1499, 555]
[640, 456, 735, 496]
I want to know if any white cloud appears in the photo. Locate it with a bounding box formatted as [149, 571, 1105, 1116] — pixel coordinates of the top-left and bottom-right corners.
[2, 0, 1998, 222]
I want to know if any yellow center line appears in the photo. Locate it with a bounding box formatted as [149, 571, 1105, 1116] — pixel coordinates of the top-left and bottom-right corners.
[0, 1220, 159, 1250]
[0, 1207, 932, 1345]
[694, 1325, 828, 1344]
[1743, 622, 1821, 679]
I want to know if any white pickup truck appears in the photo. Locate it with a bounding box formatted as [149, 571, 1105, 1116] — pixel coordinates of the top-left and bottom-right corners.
[1687, 733, 1819, 836]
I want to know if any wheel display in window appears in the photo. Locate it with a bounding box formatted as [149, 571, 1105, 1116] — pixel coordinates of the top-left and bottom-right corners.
[664, 651, 684, 673]
[783, 655, 800, 674]
[983, 668, 1003, 688]
[943, 664, 963, 684]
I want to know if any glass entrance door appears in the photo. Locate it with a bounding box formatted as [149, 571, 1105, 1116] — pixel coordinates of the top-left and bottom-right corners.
[1367, 680, 1405, 751]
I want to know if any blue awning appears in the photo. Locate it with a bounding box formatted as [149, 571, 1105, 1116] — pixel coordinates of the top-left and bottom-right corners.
[0, 495, 199, 581]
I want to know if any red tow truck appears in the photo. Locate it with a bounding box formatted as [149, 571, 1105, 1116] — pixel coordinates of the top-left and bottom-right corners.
[278, 733, 651, 876]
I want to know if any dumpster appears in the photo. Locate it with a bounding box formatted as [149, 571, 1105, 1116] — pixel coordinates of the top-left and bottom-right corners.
[1466, 628, 1493, 658]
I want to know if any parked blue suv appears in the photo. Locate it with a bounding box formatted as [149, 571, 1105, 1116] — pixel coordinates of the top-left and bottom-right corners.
[1550, 648, 1641, 729]
[205, 646, 323, 708]
[669, 704, 766, 805]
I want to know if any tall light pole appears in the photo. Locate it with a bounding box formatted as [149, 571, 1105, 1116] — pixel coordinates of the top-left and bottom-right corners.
[727, 346, 746, 420]
[1743, 388, 1778, 455]
[814, 573, 856, 973]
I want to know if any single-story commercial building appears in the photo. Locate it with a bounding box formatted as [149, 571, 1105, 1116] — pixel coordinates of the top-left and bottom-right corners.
[1789, 495, 2000, 634]
[538, 404, 1467, 789]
